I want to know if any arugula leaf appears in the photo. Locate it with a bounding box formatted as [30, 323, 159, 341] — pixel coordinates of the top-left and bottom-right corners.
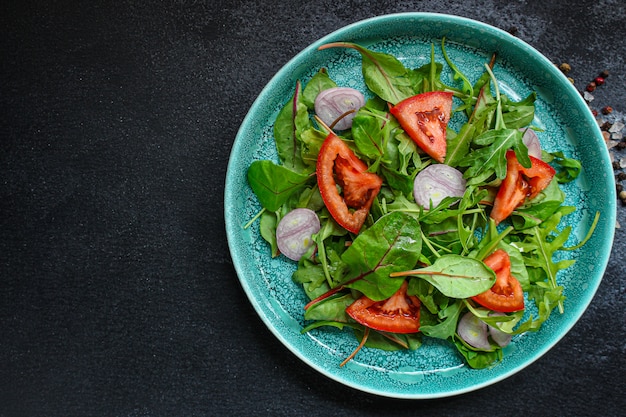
[459, 128, 526, 185]
[419, 299, 464, 340]
[543, 151, 582, 183]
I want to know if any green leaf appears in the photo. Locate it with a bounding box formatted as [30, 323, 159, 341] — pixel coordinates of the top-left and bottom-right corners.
[445, 122, 476, 167]
[342, 211, 422, 301]
[304, 293, 353, 322]
[321, 42, 415, 104]
[301, 68, 337, 109]
[273, 81, 313, 172]
[247, 160, 311, 211]
[419, 299, 464, 340]
[405, 254, 496, 298]
[259, 210, 279, 257]
[459, 128, 523, 184]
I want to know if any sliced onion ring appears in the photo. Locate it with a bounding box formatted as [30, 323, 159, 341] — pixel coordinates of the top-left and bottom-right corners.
[276, 208, 321, 261]
[314, 87, 365, 131]
[413, 164, 466, 208]
[521, 128, 543, 159]
[457, 311, 491, 350]
[487, 312, 513, 347]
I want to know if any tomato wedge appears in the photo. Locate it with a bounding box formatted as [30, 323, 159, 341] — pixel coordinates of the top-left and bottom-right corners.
[346, 281, 421, 333]
[389, 91, 454, 163]
[490, 150, 556, 224]
[316, 132, 383, 234]
[472, 249, 524, 312]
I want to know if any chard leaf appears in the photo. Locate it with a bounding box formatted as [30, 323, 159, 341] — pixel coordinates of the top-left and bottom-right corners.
[247, 160, 311, 211]
[342, 211, 422, 301]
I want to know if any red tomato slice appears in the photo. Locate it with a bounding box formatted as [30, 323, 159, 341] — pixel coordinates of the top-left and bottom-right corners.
[389, 91, 454, 163]
[472, 249, 524, 312]
[490, 150, 556, 224]
[316, 133, 383, 234]
[346, 281, 421, 334]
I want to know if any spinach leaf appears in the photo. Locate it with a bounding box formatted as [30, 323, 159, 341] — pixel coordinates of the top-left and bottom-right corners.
[342, 211, 422, 301]
[259, 210, 279, 257]
[273, 81, 313, 172]
[247, 160, 311, 211]
[301, 68, 337, 109]
[401, 254, 496, 298]
[453, 339, 503, 369]
[320, 42, 415, 104]
[304, 293, 353, 322]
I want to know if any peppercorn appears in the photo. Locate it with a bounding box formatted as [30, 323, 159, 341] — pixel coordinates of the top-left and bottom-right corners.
[617, 141, 626, 150]
[602, 106, 613, 115]
[617, 172, 626, 181]
[613, 161, 622, 170]
[559, 62, 571, 74]
[619, 190, 626, 204]
[601, 121, 612, 131]
[617, 183, 624, 193]
[567, 77, 575, 84]
[592, 109, 598, 117]
[586, 82, 596, 92]
[594, 76, 605, 86]
[600, 69, 610, 78]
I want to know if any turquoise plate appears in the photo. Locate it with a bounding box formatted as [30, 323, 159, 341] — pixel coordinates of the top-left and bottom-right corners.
[225, 13, 616, 399]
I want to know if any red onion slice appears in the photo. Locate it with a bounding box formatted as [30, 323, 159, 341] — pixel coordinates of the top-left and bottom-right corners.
[521, 128, 543, 159]
[314, 87, 365, 131]
[276, 208, 321, 261]
[413, 164, 466, 208]
[487, 312, 512, 347]
[457, 311, 491, 350]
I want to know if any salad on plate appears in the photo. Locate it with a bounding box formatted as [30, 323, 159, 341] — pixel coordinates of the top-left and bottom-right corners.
[245, 39, 597, 369]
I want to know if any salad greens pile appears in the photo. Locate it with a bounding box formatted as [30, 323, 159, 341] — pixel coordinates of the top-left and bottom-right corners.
[245, 39, 596, 369]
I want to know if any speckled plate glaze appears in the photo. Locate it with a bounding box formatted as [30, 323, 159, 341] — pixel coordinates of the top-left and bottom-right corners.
[225, 13, 616, 399]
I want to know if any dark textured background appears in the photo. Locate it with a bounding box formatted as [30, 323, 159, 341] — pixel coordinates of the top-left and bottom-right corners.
[1, 1, 625, 416]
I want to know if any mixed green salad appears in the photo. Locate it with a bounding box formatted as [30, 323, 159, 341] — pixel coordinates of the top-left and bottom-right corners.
[245, 39, 597, 369]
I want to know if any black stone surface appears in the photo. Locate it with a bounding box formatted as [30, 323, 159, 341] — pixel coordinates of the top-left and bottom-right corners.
[1, 1, 624, 416]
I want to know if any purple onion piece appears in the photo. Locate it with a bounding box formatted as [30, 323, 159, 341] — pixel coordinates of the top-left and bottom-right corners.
[487, 312, 513, 347]
[314, 87, 365, 131]
[276, 208, 321, 261]
[457, 311, 491, 350]
[413, 164, 466, 208]
[521, 128, 543, 159]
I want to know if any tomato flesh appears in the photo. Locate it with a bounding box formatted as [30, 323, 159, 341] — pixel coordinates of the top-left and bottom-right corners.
[389, 91, 454, 163]
[490, 150, 556, 224]
[346, 281, 421, 334]
[316, 133, 383, 233]
[472, 249, 524, 312]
